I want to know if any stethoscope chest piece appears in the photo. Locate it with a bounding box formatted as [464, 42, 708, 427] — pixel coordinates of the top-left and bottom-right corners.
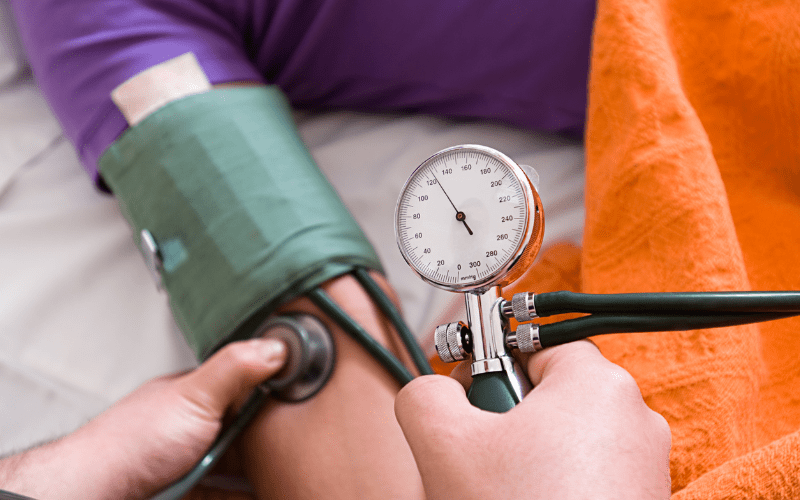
[259, 314, 336, 402]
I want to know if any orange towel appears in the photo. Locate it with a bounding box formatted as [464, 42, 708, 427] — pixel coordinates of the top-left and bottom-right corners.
[507, 0, 800, 496]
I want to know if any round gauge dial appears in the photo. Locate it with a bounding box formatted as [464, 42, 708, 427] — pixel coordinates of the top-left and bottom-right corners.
[395, 145, 544, 292]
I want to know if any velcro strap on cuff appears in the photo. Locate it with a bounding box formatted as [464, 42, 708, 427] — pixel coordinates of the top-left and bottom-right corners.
[99, 86, 382, 358]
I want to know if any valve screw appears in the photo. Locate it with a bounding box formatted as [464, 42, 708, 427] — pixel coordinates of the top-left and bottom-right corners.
[435, 321, 472, 363]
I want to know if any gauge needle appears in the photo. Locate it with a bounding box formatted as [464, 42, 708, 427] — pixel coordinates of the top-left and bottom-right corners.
[431, 173, 473, 235]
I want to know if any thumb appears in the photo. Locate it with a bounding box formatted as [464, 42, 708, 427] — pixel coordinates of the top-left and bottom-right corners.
[179, 338, 287, 416]
[395, 375, 489, 499]
[395, 375, 482, 459]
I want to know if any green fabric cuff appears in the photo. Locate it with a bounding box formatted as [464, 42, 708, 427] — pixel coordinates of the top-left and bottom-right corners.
[99, 86, 382, 359]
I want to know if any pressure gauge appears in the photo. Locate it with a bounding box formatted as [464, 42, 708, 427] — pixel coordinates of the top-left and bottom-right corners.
[395, 145, 544, 293]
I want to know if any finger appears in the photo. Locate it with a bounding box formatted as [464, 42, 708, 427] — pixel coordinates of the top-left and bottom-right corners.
[180, 338, 287, 416]
[525, 339, 603, 387]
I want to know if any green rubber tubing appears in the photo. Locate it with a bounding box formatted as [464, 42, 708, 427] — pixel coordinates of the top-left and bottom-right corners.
[352, 268, 433, 376]
[539, 311, 800, 348]
[467, 372, 521, 413]
[535, 291, 800, 317]
[307, 288, 414, 386]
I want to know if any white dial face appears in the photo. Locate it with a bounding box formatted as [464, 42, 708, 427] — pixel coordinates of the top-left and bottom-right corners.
[395, 146, 530, 291]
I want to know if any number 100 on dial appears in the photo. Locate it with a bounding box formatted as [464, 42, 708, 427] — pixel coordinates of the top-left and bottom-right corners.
[395, 145, 545, 293]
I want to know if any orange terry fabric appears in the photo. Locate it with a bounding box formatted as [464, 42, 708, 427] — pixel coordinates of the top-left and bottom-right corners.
[568, 0, 800, 496]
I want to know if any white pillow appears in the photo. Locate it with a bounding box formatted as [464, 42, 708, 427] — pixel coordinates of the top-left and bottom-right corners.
[0, 0, 63, 197]
[0, 0, 24, 85]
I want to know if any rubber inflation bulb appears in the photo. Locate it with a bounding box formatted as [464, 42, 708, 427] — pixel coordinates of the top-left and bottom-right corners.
[467, 372, 520, 413]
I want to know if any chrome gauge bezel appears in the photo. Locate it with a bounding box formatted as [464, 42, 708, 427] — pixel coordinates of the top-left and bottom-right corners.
[394, 144, 540, 293]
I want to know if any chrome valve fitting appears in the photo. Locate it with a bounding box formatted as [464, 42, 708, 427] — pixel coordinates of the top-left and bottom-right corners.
[502, 292, 537, 322]
[507, 322, 542, 353]
[434, 321, 472, 363]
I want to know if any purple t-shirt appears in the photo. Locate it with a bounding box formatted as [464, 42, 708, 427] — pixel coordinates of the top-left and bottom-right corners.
[11, 0, 595, 179]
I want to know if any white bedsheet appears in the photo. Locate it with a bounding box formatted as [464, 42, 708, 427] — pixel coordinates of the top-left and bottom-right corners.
[0, 2, 585, 455]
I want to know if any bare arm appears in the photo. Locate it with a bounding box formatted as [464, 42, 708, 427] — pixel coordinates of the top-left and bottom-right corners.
[240, 273, 425, 499]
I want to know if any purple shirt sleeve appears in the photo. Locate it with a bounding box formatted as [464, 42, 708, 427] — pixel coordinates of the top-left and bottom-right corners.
[11, 0, 594, 181]
[10, 0, 263, 180]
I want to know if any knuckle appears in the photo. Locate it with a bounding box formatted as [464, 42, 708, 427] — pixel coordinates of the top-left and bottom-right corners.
[605, 364, 638, 388]
[597, 364, 643, 401]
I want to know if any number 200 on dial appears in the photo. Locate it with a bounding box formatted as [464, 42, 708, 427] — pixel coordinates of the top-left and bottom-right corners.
[395, 145, 544, 292]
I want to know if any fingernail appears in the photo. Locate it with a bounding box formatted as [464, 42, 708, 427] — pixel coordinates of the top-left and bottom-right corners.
[262, 338, 287, 362]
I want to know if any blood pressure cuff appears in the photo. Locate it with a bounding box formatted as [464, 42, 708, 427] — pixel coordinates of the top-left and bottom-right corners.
[98, 86, 382, 359]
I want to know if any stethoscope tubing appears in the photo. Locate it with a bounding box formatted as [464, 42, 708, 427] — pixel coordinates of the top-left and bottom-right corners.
[352, 268, 434, 376]
[534, 290, 800, 317]
[538, 311, 800, 348]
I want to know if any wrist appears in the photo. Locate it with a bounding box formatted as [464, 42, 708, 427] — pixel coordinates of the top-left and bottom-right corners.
[74, 422, 145, 500]
[0, 426, 137, 500]
[74, 397, 207, 500]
